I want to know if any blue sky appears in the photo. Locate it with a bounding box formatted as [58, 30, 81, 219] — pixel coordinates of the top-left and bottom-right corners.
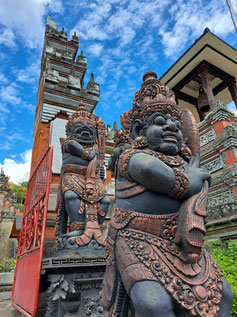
[0, 0, 236, 183]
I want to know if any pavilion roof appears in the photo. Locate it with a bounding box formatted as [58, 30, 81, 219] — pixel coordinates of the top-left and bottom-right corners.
[159, 28, 237, 121]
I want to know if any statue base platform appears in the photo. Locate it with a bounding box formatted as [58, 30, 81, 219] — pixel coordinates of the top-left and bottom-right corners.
[42, 240, 106, 317]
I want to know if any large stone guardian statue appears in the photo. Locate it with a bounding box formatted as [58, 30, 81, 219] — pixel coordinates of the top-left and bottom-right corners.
[100, 70, 233, 316]
[55, 103, 110, 251]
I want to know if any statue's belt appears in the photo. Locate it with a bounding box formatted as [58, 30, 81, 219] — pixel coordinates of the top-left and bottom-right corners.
[61, 164, 99, 176]
[110, 206, 179, 239]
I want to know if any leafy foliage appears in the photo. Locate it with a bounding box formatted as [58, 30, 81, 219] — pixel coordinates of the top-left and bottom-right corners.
[0, 258, 16, 273]
[15, 203, 24, 212]
[211, 241, 237, 317]
[19, 181, 28, 188]
[11, 183, 27, 204]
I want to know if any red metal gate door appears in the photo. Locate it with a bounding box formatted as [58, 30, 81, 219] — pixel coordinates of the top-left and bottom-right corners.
[11, 146, 53, 317]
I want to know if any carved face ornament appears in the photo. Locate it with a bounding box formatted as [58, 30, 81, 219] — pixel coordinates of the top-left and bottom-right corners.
[69, 122, 97, 145]
[143, 112, 183, 155]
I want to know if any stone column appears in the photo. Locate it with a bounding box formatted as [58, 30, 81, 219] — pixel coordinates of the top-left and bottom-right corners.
[198, 65, 215, 110]
[227, 79, 237, 110]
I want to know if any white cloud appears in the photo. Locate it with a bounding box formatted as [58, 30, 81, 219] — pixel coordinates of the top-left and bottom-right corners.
[21, 103, 35, 114]
[48, 0, 64, 14]
[88, 43, 104, 57]
[15, 60, 41, 84]
[0, 83, 21, 105]
[72, 2, 111, 41]
[0, 104, 10, 126]
[0, 27, 16, 47]
[0, 150, 32, 184]
[0, 127, 30, 150]
[159, 0, 236, 57]
[0, 0, 64, 49]
[71, 0, 167, 47]
[0, 73, 9, 85]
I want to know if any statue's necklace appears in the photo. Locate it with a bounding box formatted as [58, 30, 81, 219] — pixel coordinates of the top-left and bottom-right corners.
[145, 149, 184, 167]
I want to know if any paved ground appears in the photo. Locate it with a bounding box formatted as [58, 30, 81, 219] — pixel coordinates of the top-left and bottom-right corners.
[0, 291, 21, 317]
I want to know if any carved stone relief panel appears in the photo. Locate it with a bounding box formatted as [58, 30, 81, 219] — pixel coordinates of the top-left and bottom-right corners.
[207, 202, 237, 221]
[199, 128, 216, 147]
[207, 188, 236, 208]
[46, 272, 104, 317]
[202, 156, 224, 173]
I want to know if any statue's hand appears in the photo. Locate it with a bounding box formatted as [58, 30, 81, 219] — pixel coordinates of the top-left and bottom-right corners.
[65, 140, 84, 157]
[87, 150, 98, 161]
[108, 144, 131, 171]
[184, 155, 212, 198]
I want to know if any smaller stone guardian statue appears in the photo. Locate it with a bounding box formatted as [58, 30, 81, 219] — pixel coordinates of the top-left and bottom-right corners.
[55, 103, 110, 251]
[100, 70, 233, 317]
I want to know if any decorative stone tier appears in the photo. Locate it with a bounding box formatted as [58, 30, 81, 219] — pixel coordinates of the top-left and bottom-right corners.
[198, 100, 237, 242]
[32, 15, 100, 146]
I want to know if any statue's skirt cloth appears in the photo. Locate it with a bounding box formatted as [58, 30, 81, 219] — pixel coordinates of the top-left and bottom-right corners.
[60, 162, 107, 245]
[101, 207, 223, 317]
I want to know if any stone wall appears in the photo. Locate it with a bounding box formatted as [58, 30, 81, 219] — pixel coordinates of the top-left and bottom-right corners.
[0, 169, 17, 259]
[0, 220, 16, 259]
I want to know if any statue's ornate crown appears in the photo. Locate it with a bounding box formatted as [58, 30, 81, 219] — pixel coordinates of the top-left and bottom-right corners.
[66, 102, 96, 136]
[121, 70, 181, 135]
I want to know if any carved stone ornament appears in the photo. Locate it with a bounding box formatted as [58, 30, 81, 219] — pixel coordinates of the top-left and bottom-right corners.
[85, 296, 103, 316]
[100, 70, 233, 317]
[46, 272, 104, 317]
[199, 129, 216, 147]
[201, 156, 224, 173]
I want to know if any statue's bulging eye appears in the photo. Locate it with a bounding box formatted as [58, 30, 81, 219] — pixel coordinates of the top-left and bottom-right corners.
[154, 116, 165, 125]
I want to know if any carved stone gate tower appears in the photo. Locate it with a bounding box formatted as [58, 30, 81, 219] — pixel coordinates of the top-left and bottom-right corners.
[30, 16, 101, 249]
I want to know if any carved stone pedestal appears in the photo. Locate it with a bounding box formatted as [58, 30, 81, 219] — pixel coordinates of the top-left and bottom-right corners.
[42, 242, 105, 317]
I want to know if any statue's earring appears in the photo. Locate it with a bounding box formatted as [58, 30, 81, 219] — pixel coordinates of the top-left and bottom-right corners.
[180, 143, 192, 161]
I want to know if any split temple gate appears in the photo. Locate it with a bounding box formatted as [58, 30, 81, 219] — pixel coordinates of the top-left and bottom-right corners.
[12, 17, 236, 316]
[30, 15, 115, 255]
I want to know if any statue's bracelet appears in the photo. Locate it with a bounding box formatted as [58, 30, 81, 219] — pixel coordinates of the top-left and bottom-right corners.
[168, 168, 189, 199]
[81, 150, 90, 160]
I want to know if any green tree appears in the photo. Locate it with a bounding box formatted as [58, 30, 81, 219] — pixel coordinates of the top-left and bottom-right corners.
[19, 181, 28, 188]
[211, 241, 237, 317]
[10, 182, 27, 208]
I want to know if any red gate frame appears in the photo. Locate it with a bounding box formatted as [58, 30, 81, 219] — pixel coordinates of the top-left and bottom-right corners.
[11, 146, 53, 317]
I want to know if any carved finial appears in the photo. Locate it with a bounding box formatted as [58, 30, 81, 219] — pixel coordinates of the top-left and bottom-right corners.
[113, 121, 118, 131]
[143, 69, 157, 82]
[47, 15, 51, 23]
[71, 31, 79, 43]
[46, 15, 57, 30]
[90, 73, 94, 83]
[203, 27, 211, 34]
[77, 102, 85, 111]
